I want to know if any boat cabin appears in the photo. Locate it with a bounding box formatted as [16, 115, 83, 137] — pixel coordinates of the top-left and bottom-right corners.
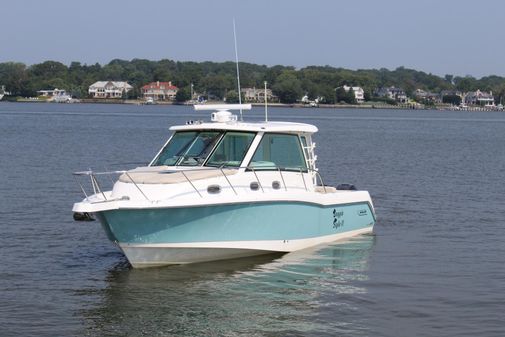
[149, 105, 318, 174]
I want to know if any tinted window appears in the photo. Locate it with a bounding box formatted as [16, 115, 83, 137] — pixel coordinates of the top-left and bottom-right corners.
[178, 131, 221, 166]
[206, 132, 255, 167]
[250, 133, 307, 171]
[152, 131, 197, 166]
[152, 131, 222, 166]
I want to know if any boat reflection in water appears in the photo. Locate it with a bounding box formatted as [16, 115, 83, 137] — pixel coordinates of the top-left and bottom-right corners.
[78, 235, 375, 336]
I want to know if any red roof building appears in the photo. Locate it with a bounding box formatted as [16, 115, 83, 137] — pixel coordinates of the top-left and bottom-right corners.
[141, 81, 178, 101]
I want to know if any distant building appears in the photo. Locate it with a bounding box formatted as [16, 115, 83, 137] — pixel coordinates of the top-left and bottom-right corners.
[241, 87, 277, 102]
[440, 90, 463, 98]
[37, 88, 67, 97]
[88, 81, 133, 98]
[464, 90, 494, 106]
[374, 86, 408, 103]
[414, 89, 441, 103]
[341, 85, 365, 103]
[141, 81, 178, 101]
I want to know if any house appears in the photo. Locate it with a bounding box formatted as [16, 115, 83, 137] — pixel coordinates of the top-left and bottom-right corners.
[241, 87, 277, 103]
[88, 81, 133, 98]
[341, 85, 365, 103]
[37, 88, 67, 97]
[464, 90, 494, 106]
[440, 90, 463, 98]
[414, 89, 441, 103]
[141, 81, 178, 101]
[374, 86, 408, 103]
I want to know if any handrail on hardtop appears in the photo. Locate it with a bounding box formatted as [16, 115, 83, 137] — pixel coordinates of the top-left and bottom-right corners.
[72, 165, 328, 202]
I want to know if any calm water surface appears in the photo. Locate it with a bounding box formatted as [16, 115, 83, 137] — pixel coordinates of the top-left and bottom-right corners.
[1, 103, 504, 336]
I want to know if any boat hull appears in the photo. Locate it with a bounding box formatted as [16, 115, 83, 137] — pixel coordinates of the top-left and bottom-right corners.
[95, 201, 375, 268]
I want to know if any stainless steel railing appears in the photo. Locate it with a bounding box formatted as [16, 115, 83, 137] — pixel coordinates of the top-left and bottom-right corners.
[73, 165, 328, 202]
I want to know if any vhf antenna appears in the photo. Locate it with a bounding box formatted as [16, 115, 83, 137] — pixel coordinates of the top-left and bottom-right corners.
[233, 18, 243, 121]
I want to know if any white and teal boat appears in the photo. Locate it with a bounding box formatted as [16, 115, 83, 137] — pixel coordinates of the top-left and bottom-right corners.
[72, 104, 376, 268]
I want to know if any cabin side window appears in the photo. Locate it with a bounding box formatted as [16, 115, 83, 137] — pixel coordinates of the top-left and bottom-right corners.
[206, 132, 256, 168]
[249, 133, 307, 171]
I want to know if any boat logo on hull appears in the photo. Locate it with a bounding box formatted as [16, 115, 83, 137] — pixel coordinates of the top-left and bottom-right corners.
[357, 209, 368, 216]
[332, 209, 344, 229]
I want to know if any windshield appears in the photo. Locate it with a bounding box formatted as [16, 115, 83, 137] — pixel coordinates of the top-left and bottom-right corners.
[152, 131, 222, 166]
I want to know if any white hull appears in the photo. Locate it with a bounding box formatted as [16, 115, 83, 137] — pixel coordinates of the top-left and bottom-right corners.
[119, 226, 373, 268]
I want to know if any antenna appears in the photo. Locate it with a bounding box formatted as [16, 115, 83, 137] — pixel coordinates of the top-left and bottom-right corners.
[233, 18, 243, 121]
[264, 81, 268, 122]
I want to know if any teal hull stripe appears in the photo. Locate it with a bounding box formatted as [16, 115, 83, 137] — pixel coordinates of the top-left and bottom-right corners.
[97, 201, 375, 244]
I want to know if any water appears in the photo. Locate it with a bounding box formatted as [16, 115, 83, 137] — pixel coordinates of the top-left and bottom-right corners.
[1, 102, 504, 337]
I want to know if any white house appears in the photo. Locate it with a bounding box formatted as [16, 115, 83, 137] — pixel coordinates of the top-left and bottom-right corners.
[88, 81, 133, 98]
[414, 89, 441, 103]
[241, 87, 277, 102]
[464, 90, 494, 106]
[342, 85, 365, 103]
[374, 86, 408, 103]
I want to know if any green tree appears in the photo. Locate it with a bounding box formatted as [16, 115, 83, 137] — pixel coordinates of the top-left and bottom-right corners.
[346, 87, 357, 104]
[175, 87, 191, 102]
[0, 62, 29, 95]
[335, 87, 347, 103]
[30, 61, 67, 79]
[4, 58, 505, 106]
[454, 76, 478, 92]
[272, 71, 303, 103]
[442, 94, 462, 105]
[318, 86, 336, 104]
[225, 90, 239, 103]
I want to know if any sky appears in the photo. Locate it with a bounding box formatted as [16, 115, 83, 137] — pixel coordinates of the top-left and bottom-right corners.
[0, 0, 503, 78]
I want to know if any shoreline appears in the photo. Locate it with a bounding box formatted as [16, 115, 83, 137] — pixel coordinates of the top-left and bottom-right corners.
[1, 98, 503, 112]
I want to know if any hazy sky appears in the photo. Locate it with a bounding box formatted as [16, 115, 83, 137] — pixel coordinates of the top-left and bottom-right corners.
[1, 0, 503, 78]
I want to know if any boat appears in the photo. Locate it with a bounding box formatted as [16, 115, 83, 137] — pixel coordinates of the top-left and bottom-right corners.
[52, 93, 73, 103]
[72, 104, 376, 268]
[458, 102, 469, 110]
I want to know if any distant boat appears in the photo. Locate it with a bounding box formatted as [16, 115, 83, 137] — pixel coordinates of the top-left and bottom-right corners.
[458, 102, 469, 110]
[144, 97, 155, 105]
[52, 94, 73, 103]
[0, 93, 4, 101]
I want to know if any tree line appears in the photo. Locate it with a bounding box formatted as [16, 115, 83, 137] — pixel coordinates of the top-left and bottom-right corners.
[1, 59, 505, 104]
